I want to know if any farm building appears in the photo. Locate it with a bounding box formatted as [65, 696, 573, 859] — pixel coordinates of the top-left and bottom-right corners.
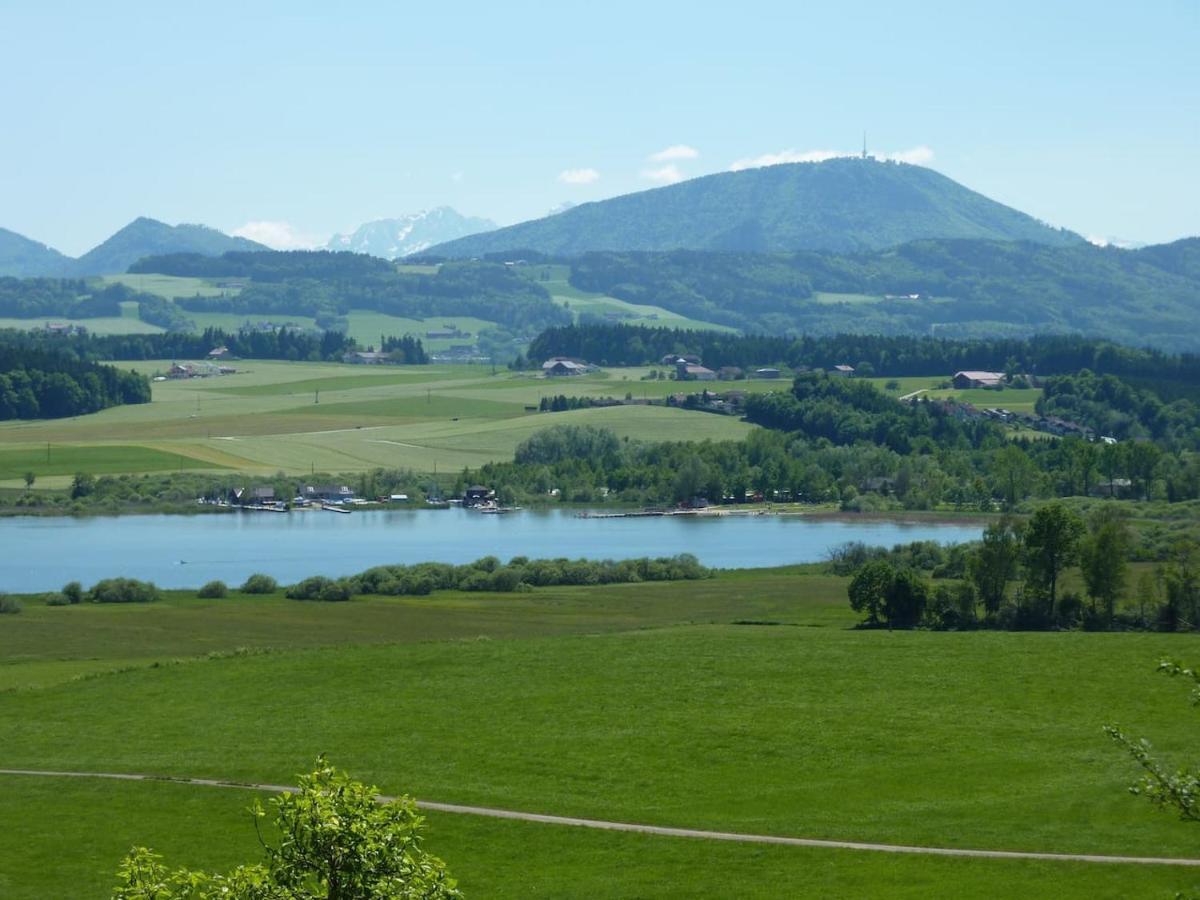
[831, 365, 855, 377]
[542, 357, 594, 376]
[953, 371, 1005, 389]
[676, 362, 716, 381]
[342, 351, 391, 365]
[752, 367, 781, 379]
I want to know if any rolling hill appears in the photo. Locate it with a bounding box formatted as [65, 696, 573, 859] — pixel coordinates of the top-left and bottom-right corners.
[0, 219, 268, 277]
[326, 207, 496, 259]
[0, 227, 73, 277]
[427, 157, 1084, 258]
[71, 218, 267, 275]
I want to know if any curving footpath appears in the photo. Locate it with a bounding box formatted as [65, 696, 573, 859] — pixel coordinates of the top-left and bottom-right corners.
[2, 767, 1198, 868]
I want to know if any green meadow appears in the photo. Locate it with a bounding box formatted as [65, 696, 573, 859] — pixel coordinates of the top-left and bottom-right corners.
[0, 361, 766, 483]
[0, 568, 1196, 897]
[534, 264, 737, 332]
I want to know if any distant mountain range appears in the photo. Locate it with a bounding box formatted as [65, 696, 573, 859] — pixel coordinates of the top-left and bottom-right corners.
[0, 218, 267, 277]
[427, 158, 1083, 258]
[325, 208, 496, 259]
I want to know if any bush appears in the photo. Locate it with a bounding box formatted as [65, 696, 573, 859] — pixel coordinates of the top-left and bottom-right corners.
[62, 581, 83, 604]
[286, 576, 352, 602]
[197, 580, 228, 599]
[0, 594, 22, 614]
[240, 573, 278, 594]
[87, 578, 159, 604]
[44, 592, 70, 607]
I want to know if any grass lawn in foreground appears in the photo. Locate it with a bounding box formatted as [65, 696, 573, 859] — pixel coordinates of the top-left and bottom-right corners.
[0, 776, 1189, 899]
[1, 567, 1198, 897]
[2, 625, 1196, 860]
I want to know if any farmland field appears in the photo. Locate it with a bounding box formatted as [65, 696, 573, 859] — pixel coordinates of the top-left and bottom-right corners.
[0, 568, 1195, 898]
[0, 361, 766, 483]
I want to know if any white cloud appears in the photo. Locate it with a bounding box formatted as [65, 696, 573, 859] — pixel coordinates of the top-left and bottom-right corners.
[650, 144, 699, 162]
[729, 146, 935, 171]
[558, 168, 600, 185]
[729, 149, 842, 171]
[641, 164, 685, 185]
[888, 145, 935, 165]
[232, 221, 323, 250]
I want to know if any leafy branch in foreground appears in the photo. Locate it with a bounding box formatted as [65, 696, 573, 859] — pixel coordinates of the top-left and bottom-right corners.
[113, 757, 460, 899]
[1106, 661, 1200, 822]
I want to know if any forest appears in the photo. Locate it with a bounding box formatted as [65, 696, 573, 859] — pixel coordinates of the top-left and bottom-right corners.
[0, 344, 149, 420]
[0, 278, 147, 319]
[564, 238, 1200, 350]
[133, 251, 572, 333]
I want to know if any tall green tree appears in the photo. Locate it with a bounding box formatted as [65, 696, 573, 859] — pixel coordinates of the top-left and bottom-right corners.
[1022, 503, 1085, 619]
[1079, 506, 1131, 620]
[967, 517, 1022, 617]
[990, 445, 1037, 508]
[112, 758, 460, 899]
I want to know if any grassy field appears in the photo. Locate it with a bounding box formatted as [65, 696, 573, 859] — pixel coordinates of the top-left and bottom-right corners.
[0, 445, 223, 481]
[0, 361, 764, 482]
[0, 315, 163, 335]
[813, 290, 884, 305]
[530, 264, 737, 332]
[0, 568, 1197, 897]
[101, 274, 235, 299]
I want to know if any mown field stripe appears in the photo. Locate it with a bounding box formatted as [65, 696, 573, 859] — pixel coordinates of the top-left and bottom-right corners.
[1, 768, 1196, 867]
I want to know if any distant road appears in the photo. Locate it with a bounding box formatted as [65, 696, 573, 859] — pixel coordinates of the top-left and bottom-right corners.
[2, 767, 1196, 867]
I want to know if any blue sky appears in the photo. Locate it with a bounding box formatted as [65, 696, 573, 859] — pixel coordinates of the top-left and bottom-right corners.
[2, 1, 1196, 254]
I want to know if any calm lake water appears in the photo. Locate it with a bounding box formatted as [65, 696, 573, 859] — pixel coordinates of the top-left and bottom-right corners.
[0, 509, 983, 593]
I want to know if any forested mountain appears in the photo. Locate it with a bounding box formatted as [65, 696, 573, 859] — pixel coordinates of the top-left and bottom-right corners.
[0, 228, 73, 277]
[562, 237, 1200, 351]
[0, 219, 268, 277]
[427, 158, 1082, 258]
[71, 218, 266, 275]
[326, 208, 496, 259]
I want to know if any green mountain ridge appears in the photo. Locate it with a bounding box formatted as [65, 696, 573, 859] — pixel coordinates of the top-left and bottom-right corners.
[562, 236, 1200, 352]
[0, 218, 267, 277]
[427, 158, 1084, 258]
[0, 227, 74, 277]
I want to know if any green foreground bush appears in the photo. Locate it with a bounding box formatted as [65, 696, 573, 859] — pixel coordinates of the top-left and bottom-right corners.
[85, 578, 159, 604]
[239, 573, 278, 594]
[196, 580, 228, 599]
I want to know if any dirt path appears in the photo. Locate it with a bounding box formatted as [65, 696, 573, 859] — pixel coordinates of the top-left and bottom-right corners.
[2, 767, 1196, 867]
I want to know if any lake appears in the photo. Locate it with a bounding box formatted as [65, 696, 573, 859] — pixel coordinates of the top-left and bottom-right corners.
[1, 509, 984, 593]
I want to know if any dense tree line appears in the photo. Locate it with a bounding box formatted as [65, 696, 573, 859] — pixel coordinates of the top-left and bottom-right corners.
[467, 408, 1200, 512]
[286, 553, 711, 601]
[128, 249, 396, 281]
[0, 325, 379, 364]
[743, 372, 997, 452]
[1037, 370, 1200, 449]
[565, 238, 1200, 351]
[844, 505, 1200, 632]
[0, 344, 149, 420]
[527, 323, 1200, 389]
[0, 277, 150, 319]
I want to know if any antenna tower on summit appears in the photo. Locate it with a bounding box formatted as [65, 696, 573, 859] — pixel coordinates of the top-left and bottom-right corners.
[862, 132, 868, 159]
